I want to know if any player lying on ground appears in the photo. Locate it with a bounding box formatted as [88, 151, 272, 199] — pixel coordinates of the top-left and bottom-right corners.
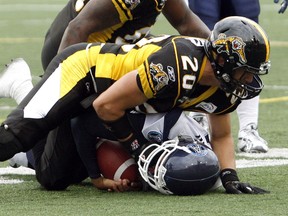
[0, 16, 270, 194]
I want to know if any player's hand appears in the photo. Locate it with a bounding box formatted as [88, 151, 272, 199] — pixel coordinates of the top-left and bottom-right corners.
[224, 181, 270, 194]
[130, 181, 144, 191]
[91, 177, 132, 192]
[274, 0, 288, 13]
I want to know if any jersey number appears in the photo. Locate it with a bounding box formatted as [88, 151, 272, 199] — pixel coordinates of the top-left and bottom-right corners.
[181, 56, 198, 90]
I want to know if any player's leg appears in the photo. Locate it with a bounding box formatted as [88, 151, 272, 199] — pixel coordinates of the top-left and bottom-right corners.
[0, 43, 97, 161]
[221, 0, 260, 22]
[0, 58, 33, 104]
[33, 120, 88, 190]
[188, 0, 221, 29]
[0, 58, 35, 166]
[237, 96, 268, 153]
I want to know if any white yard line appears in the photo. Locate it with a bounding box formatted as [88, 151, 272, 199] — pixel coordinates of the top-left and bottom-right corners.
[237, 148, 288, 159]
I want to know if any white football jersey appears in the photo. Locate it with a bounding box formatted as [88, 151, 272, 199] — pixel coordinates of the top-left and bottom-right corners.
[141, 111, 210, 147]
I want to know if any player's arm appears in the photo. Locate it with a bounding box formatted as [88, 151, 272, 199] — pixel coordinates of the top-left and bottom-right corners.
[58, 0, 121, 53]
[162, 0, 210, 38]
[209, 113, 269, 194]
[93, 70, 147, 121]
[209, 113, 236, 170]
[93, 70, 148, 152]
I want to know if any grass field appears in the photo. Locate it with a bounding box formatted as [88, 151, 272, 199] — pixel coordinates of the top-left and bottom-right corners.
[0, 0, 288, 215]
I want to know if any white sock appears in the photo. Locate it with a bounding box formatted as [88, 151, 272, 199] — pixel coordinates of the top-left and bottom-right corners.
[236, 96, 259, 131]
[0, 58, 33, 104]
[10, 80, 33, 104]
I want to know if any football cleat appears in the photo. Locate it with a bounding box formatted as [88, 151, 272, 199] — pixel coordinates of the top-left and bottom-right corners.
[0, 58, 32, 99]
[238, 123, 268, 153]
[8, 152, 28, 168]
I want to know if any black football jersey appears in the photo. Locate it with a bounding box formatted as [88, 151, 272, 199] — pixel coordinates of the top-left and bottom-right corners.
[135, 36, 241, 114]
[87, 0, 166, 44]
[59, 35, 241, 115]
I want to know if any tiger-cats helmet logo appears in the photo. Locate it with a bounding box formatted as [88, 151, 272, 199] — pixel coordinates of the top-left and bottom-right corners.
[212, 33, 247, 64]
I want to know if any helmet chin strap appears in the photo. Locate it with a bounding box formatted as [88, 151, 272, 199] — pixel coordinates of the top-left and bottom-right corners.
[209, 56, 236, 94]
[204, 40, 236, 93]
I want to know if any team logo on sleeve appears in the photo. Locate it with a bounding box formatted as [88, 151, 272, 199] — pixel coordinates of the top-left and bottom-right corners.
[147, 131, 163, 143]
[195, 102, 217, 113]
[212, 33, 247, 64]
[150, 62, 169, 91]
[125, 0, 140, 10]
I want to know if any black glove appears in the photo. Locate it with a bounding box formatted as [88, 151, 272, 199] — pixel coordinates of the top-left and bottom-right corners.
[274, 0, 288, 13]
[224, 181, 270, 194]
[220, 168, 270, 194]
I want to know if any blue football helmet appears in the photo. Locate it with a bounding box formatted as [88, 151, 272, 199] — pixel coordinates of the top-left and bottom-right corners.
[204, 16, 271, 100]
[137, 138, 220, 195]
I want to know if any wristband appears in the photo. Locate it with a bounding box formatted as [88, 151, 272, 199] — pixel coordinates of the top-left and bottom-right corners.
[220, 168, 239, 186]
[102, 114, 134, 140]
[102, 115, 140, 152]
[121, 135, 140, 153]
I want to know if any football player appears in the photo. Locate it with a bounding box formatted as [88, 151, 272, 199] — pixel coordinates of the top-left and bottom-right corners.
[188, 0, 269, 153]
[1, 59, 212, 193]
[41, 0, 210, 71]
[0, 16, 270, 194]
[25, 0, 212, 188]
[9, 0, 211, 171]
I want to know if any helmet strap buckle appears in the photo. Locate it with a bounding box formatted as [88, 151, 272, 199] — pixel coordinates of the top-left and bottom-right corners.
[222, 73, 231, 82]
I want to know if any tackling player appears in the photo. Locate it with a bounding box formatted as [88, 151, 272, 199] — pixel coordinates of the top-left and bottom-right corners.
[0, 16, 270, 194]
[10, 0, 211, 171]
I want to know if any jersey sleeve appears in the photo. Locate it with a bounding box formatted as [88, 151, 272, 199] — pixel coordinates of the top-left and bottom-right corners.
[112, 0, 141, 22]
[136, 42, 179, 100]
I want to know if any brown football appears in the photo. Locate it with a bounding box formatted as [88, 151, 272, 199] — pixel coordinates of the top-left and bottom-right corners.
[96, 139, 138, 181]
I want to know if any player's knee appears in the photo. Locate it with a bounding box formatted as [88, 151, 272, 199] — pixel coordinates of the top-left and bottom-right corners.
[36, 172, 69, 191]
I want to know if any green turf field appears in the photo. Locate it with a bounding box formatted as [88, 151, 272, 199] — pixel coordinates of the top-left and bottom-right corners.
[0, 0, 288, 215]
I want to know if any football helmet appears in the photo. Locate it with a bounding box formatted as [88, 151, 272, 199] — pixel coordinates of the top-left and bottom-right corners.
[137, 138, 220, 195]
[204, 16, 271, 100]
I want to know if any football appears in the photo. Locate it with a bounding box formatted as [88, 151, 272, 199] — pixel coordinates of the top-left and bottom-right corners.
[96, 139, 139, 182]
